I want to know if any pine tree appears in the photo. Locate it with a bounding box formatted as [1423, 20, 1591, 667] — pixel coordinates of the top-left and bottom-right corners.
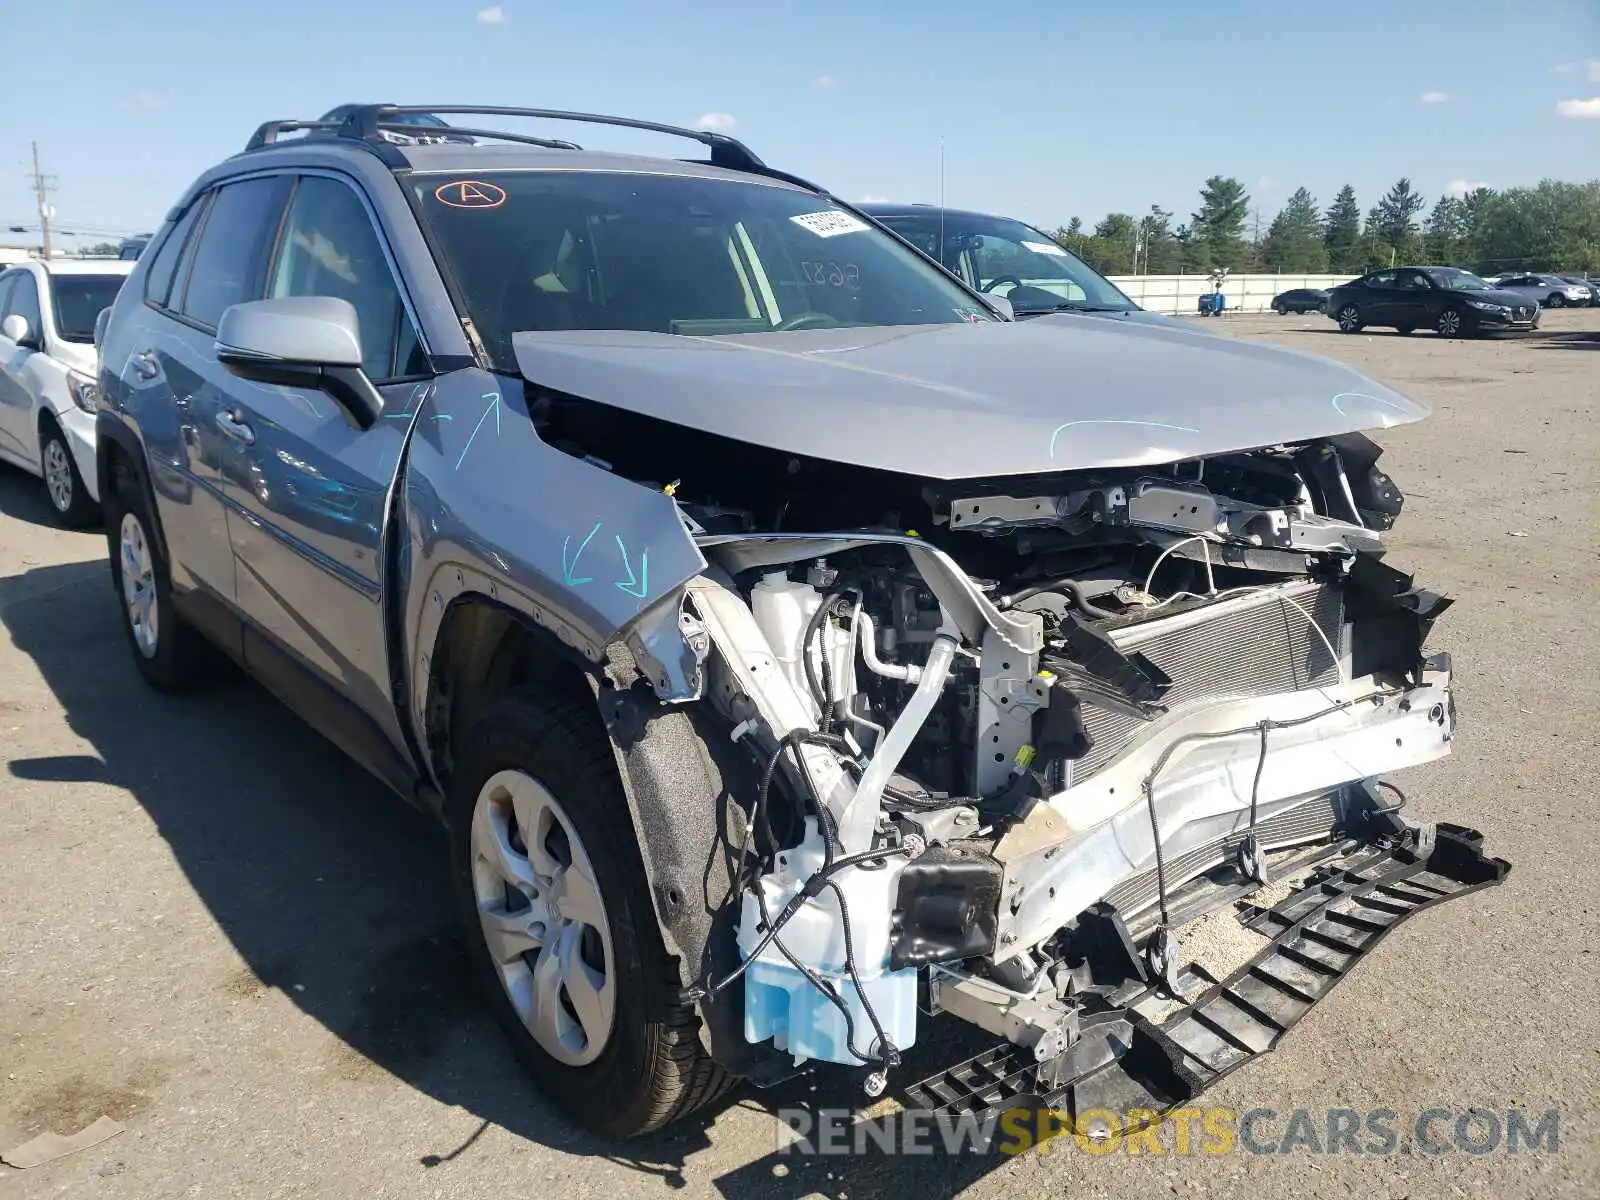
[1261, 187, 1327, 272]
[1423, 196, 1467, 264]
[1372, 178, 1427, 264]
[1190, 176, 1250, 269]
[1323, 185, 1362, 274]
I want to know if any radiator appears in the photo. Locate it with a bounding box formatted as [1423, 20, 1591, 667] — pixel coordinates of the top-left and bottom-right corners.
[1070, 581, 1345, 783]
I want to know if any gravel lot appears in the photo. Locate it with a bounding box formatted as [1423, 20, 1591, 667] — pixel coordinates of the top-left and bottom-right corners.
[2, 310, 1596, 1198]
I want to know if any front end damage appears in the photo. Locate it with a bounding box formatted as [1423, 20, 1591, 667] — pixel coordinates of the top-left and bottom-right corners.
[531, 386, 1508, 1113]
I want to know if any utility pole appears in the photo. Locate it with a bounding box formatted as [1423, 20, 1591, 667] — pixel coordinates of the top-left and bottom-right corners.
[31, 142, 56, 260]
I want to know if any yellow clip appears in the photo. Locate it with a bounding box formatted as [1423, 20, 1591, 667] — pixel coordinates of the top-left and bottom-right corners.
[1014, 744, 1036, 770]
[663, 479, 680, 497]
[1036, 669, 1057, 684]
[905, 529, 920, 538]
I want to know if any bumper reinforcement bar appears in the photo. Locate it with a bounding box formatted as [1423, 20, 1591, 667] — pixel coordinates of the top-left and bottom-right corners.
[904, 824, 1508, 1123]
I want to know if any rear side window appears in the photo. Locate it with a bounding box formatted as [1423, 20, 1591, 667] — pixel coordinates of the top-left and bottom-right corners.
[143, 202, 205, 307]
[180, 176, 292, 329]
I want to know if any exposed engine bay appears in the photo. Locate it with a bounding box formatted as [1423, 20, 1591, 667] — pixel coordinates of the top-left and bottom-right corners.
[533, 389, 1493, 1102]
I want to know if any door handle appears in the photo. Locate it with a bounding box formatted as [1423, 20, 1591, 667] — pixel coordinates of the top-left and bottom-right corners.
[215, 410, 256, 446]
[133, 350, 159, 380]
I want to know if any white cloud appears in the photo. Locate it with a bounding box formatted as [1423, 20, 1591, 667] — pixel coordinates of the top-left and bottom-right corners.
[1255, 175, 1280, 191]
[1420, 91, 1450, 104]
[695, 113, 737, 129]
[858, 194, 890, 204]
[1555, 96, 1600, 119]
[476, 5, 506, 24]
[125, 90, 168, 112]
[1553, 61, 1576, 74]
[813, 75, 836, 89]
[1447, 179, 1489, 198]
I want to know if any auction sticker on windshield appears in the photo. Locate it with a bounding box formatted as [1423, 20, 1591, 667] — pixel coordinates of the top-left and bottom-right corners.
[791, 211, 869, 238]
[1023, 240, 1068, 256]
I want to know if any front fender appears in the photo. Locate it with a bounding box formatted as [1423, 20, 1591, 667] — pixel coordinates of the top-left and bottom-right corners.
[397, 368, 706, 776]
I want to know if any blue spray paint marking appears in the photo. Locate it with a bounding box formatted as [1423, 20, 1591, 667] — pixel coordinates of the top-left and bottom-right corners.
[454, 392, 503, 469]
[561, 521, 601, 585]
[1048, 418, 1200, 459]
[614, 535, 650, 598]
[1331, 391, 1411, 417]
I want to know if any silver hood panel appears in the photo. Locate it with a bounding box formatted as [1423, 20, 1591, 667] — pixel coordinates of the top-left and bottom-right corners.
[511, 319, 1428, 480]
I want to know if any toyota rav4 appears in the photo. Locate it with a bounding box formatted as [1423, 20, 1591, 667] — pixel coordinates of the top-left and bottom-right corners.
[93, 105, 1507, 1138]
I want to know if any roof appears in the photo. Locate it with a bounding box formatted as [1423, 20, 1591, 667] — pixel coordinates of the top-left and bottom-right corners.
[860, 203, 1034, 225]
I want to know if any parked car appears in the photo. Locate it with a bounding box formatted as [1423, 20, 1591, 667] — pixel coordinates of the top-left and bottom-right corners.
[1493, 273, 1590, 309]
[1270, 287, 1329, 315]
[96, 104, 1505, 1139]
[0, 258, 133, 522]
[1557, 275, 1598, 306]
[861, 203, 1173, 326]
[118, 236, 152, 261]
[1325, 266, 1539, 336]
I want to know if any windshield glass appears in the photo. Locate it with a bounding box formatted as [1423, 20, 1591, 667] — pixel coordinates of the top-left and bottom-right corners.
[50, 275, 126, 343]
[1425, 268, 1492, 291]
[408, 171, 991, 367]
[873, 212, 1135, 313]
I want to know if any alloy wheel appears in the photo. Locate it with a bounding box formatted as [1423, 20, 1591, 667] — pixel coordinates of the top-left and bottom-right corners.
[469, 769, 617, 1067]
[1338, 305, 1360, 332]
[44, 439, 74, 514]
[119, 512, 160, 659]
[1437, 309, 1462, 337]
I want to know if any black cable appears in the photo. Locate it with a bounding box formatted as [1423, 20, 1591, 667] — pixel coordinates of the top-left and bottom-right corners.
[824, 878, 898, 1068]
[1247, 720, 1270, 829]
[1138, 688, 1399, 930]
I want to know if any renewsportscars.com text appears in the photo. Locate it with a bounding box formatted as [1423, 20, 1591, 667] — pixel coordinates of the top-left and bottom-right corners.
[776, 1105, 1561, 1158]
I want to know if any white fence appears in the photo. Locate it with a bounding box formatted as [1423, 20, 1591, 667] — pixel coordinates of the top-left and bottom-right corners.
[1107, 273, 1353, 316]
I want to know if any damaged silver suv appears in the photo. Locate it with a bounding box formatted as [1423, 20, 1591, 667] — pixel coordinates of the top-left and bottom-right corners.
[94, 105, 1507, 1137]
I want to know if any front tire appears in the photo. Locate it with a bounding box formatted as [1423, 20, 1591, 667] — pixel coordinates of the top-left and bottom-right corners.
[1336, 304, 1363, 333]
[448, 694, 732, 1137]
[1273, 302, 1287, 315]
[1436, 307, 1465, 338]
[1546, 293, 1565, 308]
[40, 423, 98, 528]
[107, 472, 217, 691]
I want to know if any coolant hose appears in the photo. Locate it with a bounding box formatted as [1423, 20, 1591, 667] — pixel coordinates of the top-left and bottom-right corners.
[852, 608, 922, 682]
[834, 632, 958, 855]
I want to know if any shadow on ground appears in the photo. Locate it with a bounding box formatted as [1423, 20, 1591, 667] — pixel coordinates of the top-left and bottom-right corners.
[0, 469, 1008, 1197]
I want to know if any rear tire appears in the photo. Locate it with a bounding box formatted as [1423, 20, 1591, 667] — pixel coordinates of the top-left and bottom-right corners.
[106, 470, 218, 692]
[40, 422, 98, 528]
[448, 693, 733, 1137]
[1336, 304, 1363, 333]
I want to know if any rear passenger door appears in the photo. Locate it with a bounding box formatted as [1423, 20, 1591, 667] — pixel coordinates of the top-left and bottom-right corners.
[220, 172, 430, 757]
[125, 176, 291, 619]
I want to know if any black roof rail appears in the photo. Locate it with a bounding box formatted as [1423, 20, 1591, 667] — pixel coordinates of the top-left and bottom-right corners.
[245, 119, 343, 149]
[341, 105, 769, 172]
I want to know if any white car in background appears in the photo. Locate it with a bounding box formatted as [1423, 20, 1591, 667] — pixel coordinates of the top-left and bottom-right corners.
[1493, 272, 1591, 309]
[0, 259, 133, 524]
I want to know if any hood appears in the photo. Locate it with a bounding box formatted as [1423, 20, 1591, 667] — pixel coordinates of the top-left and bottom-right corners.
[49, 340, 96, 375]
[510, 319, 1428, 481]
[1477, 287, 1543, 306]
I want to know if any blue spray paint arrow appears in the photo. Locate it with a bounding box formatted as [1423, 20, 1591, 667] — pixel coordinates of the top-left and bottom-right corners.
[562, 521, 601, 585]
[614, 535, 650, 598]
[454, 391, 502, 470]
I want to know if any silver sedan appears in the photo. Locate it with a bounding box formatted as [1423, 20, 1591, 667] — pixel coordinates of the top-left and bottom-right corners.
[1493, 273, 1591, 308]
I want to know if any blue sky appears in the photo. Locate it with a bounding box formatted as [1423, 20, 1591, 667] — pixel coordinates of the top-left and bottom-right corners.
[3, 0, 1597, 248]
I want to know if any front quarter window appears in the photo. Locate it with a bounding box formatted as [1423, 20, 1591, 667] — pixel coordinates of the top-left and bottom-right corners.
[408, 171, 990, 368]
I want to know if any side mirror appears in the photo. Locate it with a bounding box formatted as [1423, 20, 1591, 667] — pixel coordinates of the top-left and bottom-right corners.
[986, 294, 1015, 321]
[214, 297, 381, 430]
[93, 307, 113, 352]
[1, 313, 34, 347]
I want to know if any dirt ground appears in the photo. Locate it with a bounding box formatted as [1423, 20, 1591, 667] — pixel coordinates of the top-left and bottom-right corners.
[2, 310, 1596, 1199]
